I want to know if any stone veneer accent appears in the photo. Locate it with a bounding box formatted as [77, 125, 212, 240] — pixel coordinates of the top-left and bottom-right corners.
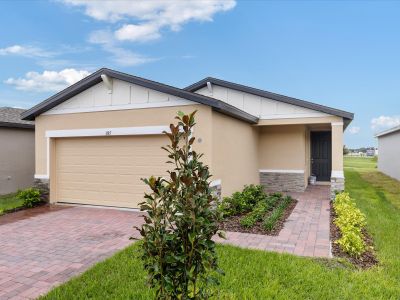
[330, 172, 345, 200]
[260, 171, 306, 192]
[33, 178, 50, 203]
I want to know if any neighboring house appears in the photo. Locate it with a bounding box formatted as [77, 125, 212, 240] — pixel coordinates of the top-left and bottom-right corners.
[366, 148, 378, 157]
[0, 107, 35, 195]
[21, 68, 353, 208]
[376, 126, 400, 180]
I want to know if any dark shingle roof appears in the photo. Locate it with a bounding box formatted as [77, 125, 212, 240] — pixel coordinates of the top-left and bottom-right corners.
[0, 107, 34, 129]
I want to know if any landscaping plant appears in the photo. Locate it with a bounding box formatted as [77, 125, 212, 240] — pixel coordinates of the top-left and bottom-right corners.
[138, 111, 223, 299]
[333, 192, 366, 257]
[218, 185, 294, 234]
[263, 196, 292, 231]
[217, 184, 265, 217]
[16, 187, 42, 208]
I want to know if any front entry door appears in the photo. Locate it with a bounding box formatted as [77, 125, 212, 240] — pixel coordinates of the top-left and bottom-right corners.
[311, 132, 332, 181]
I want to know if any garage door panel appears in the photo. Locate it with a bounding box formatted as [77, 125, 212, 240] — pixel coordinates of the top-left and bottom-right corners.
[55, 135, 168, 208]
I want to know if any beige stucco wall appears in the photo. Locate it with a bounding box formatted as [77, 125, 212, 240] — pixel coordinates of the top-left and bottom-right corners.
[378, 131, 400, 180]
[259, 125, 307, 171]
[211, 111, 260, 197]
[331, 123, 344, 171]
[35, 105, 212, 177]
[0, 127, 35, 194]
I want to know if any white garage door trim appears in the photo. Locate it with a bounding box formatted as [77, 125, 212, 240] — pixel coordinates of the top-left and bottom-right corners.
[45, 125, 170, 138]
[34, 125, 169, 180]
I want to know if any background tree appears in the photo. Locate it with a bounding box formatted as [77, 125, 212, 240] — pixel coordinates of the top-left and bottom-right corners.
[343, 145, 350, 155]
[137, 111, 223, 299]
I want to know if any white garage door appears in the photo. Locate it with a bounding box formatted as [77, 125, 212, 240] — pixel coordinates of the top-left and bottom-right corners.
[55, 135, 168, 208]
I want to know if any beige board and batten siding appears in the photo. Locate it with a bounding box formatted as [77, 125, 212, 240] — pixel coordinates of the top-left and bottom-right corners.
[0, 128, 35, 194]
[211, 111, 259, 197]
[378, 130, 400, 181]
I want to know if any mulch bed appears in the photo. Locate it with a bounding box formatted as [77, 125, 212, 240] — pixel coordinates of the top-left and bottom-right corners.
[219, 199, 298, 236]
[330, 202, 378, 269]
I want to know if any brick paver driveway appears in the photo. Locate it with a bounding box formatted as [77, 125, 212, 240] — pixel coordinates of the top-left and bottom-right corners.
[0, 206, 141, 300]
[0, 186, 330, 299]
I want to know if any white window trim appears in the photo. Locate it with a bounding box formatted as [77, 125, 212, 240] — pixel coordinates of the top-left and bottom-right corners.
[40, 125, 170, 179]
[259, 169, 305, 174]
[331, 122, 344, 126]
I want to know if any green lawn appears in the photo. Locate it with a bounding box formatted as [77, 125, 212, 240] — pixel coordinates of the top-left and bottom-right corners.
[41, 157, 400, 299]
[0, 193, 24, 214]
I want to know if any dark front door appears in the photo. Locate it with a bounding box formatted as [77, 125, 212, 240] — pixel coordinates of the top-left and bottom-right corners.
[311, 131, 332, 181]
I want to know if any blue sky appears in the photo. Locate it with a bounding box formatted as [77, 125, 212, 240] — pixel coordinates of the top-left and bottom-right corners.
[1, 0, 400, 148]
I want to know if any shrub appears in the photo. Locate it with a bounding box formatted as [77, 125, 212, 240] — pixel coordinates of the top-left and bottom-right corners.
[218, 185, 266, 217]
[263, 196, 292, 231]
[17, 188, 41, 208]
[240, 201, 268, 227]
[138, 111, 222, 299]
[333, 192, 366, 257]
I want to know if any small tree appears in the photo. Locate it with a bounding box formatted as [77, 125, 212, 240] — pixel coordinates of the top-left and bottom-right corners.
[137, 111, 223, 299]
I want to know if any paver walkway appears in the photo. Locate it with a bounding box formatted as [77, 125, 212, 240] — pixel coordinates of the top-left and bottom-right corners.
[0, 185, 330, 299]
[0, 205, 141, 300]
[214, 185, 331, 257]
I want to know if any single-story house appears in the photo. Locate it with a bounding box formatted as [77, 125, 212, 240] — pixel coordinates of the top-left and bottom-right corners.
[376, 125, 400, 180]
[21, 68, 353, 208]
[0, 107, 35, 195]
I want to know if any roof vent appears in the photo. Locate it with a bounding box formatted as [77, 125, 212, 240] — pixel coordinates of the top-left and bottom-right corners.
[206, 81, 213, 93]
[101, 74, 113, 94]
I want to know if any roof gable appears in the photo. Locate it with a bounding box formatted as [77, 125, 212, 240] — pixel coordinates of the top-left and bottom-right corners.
[193, 84, 332, 120]
[43, 78, 194, 116]
[21, 68, 258, 124]
[185, 77, 354, 122]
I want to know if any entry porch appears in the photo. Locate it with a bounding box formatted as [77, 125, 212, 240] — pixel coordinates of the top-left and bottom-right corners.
[256, 116, 345, 199]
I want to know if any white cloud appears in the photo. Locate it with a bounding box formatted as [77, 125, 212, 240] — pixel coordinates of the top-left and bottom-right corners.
[348, 126, 360, 134]
[62, 0, 236, 42]
[371, 115, 400, 131]
[88, 29, 156, 66]
[4, 69, 91, 92]
[0, 45, 54, 58]
[105, 46, 156, 66]
[115, 23, 161, 42]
